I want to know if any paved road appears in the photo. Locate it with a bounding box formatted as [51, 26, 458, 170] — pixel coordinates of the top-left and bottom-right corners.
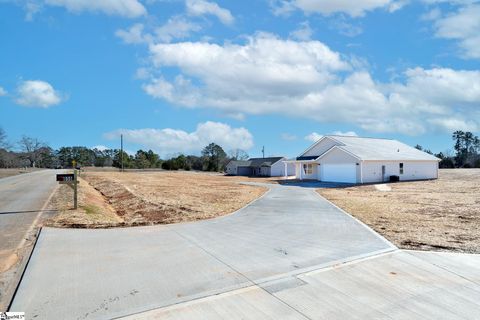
[11, 183, 394, 319]
[0, 170, 59, 309]
[0, 170, 58, 252]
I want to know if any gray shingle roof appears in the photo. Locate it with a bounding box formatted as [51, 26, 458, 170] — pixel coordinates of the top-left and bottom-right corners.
[248, 157, 284, 167]
[325, 136, 440, 161]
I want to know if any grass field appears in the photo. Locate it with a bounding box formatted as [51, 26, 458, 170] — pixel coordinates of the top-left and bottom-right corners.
[46, 171, 267, 228]
[318, 169, 480, 253]
[0, 168, 41, 179]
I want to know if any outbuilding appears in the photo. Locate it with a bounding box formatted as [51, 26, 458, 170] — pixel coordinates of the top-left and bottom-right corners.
[225, 157, 294, 177]
[284, 135, 440, 183]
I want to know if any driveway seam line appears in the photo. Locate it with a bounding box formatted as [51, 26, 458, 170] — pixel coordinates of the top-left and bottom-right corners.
[169, 227, 313, 320]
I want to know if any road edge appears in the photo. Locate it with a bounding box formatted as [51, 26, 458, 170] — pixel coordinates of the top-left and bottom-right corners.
[1, 181, 59, 311]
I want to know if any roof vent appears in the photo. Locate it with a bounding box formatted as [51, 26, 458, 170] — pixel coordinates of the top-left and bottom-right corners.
[397, 149, 400, 152]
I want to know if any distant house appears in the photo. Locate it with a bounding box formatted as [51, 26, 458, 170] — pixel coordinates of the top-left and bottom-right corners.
[285, 135, 440, 183]
[225, 157, 294, 177]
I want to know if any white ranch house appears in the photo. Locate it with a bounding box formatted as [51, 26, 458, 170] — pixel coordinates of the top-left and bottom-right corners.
[225, 157, 295, 177]
[284, 135, 440, 183]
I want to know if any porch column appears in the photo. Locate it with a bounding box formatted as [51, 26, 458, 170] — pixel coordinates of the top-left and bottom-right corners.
[284, 162, 287, 179]
[299, 162, 303, 180]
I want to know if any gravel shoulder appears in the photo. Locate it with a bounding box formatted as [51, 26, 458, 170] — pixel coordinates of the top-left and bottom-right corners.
[318, 169, 480, 253]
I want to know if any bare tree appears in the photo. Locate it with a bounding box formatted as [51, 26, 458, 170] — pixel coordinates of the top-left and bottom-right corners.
[0, 127, 10, 150]
[228, 148, 249, 161]
[18, 135, 46, 167]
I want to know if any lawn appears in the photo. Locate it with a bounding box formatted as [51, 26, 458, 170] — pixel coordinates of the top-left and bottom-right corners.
[318, 169, 480, 253]
[46, 170, 267, 228]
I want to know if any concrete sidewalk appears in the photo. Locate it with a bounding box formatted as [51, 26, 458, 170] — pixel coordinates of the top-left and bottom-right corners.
[11, 184, 394, 319]
[125, 250, 480, 319]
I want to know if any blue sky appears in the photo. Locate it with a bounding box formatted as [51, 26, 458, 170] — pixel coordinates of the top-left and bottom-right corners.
[1, 0, 479, 158]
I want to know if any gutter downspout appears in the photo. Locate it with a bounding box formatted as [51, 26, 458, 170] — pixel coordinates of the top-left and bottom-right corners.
[360, 160, 363, 184]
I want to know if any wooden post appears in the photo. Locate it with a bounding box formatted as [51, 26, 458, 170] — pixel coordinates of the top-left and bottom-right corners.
[73, 169, 78, 209]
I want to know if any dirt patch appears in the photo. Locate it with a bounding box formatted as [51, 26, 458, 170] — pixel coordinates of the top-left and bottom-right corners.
[46, 171, 267, 228]
[45, 175, 122, 228]
[318, 169, 480, 253]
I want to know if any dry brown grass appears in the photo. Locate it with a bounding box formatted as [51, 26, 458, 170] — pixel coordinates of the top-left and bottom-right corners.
[46, 171, 267, 228]
[318, 169, 480, 253]
[46, 175, 122, 228]
[0, 168, 41, 179]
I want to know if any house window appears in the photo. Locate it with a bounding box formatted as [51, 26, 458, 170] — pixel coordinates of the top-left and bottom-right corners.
[399, 163, 404, 174]
[303, 163, 313, 175]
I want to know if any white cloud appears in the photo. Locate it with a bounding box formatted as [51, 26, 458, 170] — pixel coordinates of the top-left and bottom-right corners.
[290, 21, 313, 40]
[0, 87, 7, 96]
[271, 0, 404, 17]
[15, 80, 64, 108]
[305, 131, 357, 142]
[116, 17, 201, 45]
[432, 4, 480, 59]
[44, 0, 146, 18]
[140, 33, 480, 135]
[155, 16, 202, 42]
[103, 121, 253, 156]
[92, 145, 109, 151]
[331, 131, 358, 136]
[305, 132, 323, 142]
[115, 24, 151, 44]
[329, 18, 363, 37]
[186, 0, 234, 25]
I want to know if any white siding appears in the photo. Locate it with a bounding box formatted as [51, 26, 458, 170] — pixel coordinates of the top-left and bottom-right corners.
[318, 148, 359, 182]
[362, 161, 438, 183]
[302, 137, 340, 157]
[270, 160, 283, 176]
[225, 163, 237, 175]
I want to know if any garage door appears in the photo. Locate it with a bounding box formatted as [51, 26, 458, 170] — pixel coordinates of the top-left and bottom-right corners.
[322, 164, 356, 183]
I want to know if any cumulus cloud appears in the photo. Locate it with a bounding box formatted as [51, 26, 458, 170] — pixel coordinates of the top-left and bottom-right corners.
[290, 21, 313, 40]
[15, 80, 65, 108]
[331, 131, 358, 136]
[116, 17, 202, 45]
[92, 145, 110, 151]
[431, 4, 480, 59]
[186, 0, 234, 25]
[104, 121, 253, 156]
[305, 132, 323, 142]
[140, 33, 479, 135]
[0, 86, 7, 96]
[44, 0, 146, 18]
[270, 0, 405, 17]
[115, 24, 151, 44]
[155, 16, 202, 42]
[305, 131, 357, 142]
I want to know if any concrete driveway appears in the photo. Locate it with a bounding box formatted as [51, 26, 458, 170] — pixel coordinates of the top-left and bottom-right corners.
[10, 183, 480, 319]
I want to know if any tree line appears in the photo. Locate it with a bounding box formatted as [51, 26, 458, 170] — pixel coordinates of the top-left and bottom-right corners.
[415, 130, 480, 168]
[0, 128, 248, 171]
[1, 127, 478, 170]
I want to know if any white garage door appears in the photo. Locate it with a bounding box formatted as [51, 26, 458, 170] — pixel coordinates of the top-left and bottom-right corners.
[322, 164, 356, 183]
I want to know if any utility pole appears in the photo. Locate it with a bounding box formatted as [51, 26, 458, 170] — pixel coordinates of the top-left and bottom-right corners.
[121, 134, 124, 172]
[262, 146, 265, 158]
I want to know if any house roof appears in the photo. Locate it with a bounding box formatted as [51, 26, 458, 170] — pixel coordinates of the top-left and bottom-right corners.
[248, 157, 284, 167]
[304, 135, 440, 161]
[228, 157, 285, 168]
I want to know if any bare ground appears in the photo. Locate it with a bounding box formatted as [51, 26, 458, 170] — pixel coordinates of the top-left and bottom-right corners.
[45, 171, 267, 228]
[318, 169, 480, 253]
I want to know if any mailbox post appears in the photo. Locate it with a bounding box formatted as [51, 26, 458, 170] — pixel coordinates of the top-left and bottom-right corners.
[56, 170, 78, 209]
